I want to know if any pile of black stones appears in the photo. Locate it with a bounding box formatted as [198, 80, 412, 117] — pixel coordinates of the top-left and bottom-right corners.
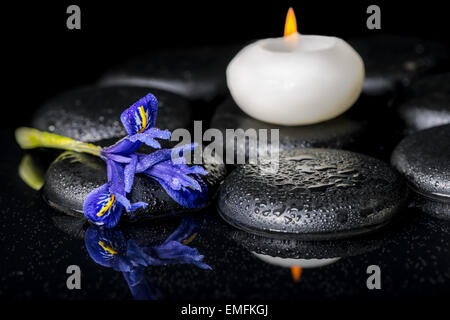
[27, 35, 450, 240]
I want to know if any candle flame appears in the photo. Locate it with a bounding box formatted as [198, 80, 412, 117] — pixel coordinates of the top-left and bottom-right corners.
[290, 266, 302, 282]
[284, 7, 298, 37]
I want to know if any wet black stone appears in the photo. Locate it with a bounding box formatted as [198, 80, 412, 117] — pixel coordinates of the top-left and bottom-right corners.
[43, 150, 226, 221]
[348, 35, 449, 97]
[391, 124, 450, 217]
[218, 148, 408, 240]
[32, 85, 192, 143]
[398, 73, 450, 133]
[100, 45, 242, 102]
[210, 98, 368, 159]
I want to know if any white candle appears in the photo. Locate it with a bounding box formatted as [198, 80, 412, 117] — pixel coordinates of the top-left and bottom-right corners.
[226, 8, 364, 126]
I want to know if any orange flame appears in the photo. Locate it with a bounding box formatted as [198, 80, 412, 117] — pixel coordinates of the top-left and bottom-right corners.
[284, 7, 298, 37]
[290, 266, 302, 282]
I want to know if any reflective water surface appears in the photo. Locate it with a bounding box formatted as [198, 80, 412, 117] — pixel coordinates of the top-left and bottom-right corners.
[1, 129, 450, 300]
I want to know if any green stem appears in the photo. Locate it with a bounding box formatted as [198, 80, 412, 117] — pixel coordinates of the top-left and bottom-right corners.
[15, 127, 102, 157]
[18, 155, 45, 190]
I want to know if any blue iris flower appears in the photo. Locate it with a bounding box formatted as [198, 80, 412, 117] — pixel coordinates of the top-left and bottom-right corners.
[83, 93, 208, 228]
[85, 218, 211, 300]
[134, 144, 209, 208]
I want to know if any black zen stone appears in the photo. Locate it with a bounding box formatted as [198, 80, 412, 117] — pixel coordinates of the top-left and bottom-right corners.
[100, 45, 242, 102]
[32, 86, 192, 143]
[218, 149, 408, 240]
[391, 124, 450, 218]
[348, 35, 449, 97]
[43, 151, 226, 221]
[398, 73, 450, 133]
[210, 98, 368, 160]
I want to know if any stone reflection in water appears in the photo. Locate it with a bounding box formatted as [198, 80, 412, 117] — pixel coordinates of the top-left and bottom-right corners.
[409, 193, 450, 221]
[84, 218, 211, 300]
[230, 228, 381, 282]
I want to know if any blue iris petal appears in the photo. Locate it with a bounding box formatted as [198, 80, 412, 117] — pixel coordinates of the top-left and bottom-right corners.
[84, 159, 146, 227]
[101, 94, 170, 159]
[150, 173, 208, 209]
[106, 159, 126, 197]
[133, 143, 209, 209]
[124, 154, 138, 193]
[164, 218, 197, 243]
[102, 138, 141, 157]
[115, 193, 147, 212]
[83, 183, 124, 228]
[154, 241, 212, 270]
[122, 270, 162, 300]
[144, 161, 202, 191]
[136, 143, 197, 172]
[120, 93, 158, 136]
[126, 128, 172, 149]
[104, 153, 132, 164]
[106, 158, 147, 211]
[85, 148, 143, 227]
[84, 227, 127, 268]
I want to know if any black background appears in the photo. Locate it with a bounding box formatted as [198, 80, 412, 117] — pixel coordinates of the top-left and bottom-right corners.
[3, 1, 449, 128]
[1, 1, 450, 309]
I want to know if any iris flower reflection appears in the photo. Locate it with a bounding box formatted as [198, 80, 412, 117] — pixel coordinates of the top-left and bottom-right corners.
[85, 218, 211, 300]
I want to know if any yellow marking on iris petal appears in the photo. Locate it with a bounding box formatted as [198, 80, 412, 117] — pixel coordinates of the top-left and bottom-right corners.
[98, 241, 118, 255]
[182, 232, 198, 245]
[96, 194, 115, 217]
[137, 106, 147, 133]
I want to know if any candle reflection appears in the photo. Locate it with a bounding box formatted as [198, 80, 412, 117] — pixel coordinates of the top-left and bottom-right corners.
[229, 229, 381, 284]
[290, 265, 302, 282]
[252, 252, 340, 283]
